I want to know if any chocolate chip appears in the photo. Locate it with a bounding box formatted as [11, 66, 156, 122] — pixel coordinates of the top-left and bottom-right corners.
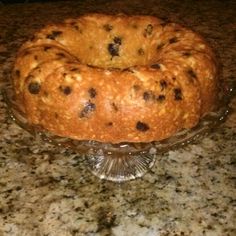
[150, 64, 161, 69]
[72, 24, 82, 33]
[46, 31, 63, 40]
[144, 24, 153, 37]
[143, 91, 151, 101]
[187, 68, 197, 79]
[28, 82, 41, 94]
[133, 84, 141, 90]
[113, 37, 122, 45]
[138, 48, 145, 55]
[136, 121, 150, 132]
[15, 186, 22, 191]
[169, 37, 178, 44]
[108, 37, 123, 57]
[103, 24, 113, 31]
[108, 43, 119, 57]
[34, 55, 38, 60]
[160, 80, 167, 90]
[156, 95, 166, 101]
[63, 87, 71, 95]
[79, 101, 96, 118]
[106, 122, 113, 126]
[88, 87, 97, 98]
[111, 102, 118, 112]
[59, 85, 72, 95]
[143, 91, 157, 101]
[174, 88, 182, 100]
[183, 51, 191, 57]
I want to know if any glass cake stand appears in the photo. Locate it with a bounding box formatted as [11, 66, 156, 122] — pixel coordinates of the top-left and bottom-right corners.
[2, 79, 235, 182]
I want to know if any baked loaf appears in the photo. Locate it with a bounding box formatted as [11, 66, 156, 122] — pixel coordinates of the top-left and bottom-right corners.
[12, 13, 219, 143]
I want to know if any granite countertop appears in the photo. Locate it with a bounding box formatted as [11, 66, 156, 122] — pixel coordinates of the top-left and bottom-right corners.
[0, 0, 236, 235]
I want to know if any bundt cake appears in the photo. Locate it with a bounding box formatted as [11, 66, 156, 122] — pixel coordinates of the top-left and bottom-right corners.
[12, 13, 219, 143]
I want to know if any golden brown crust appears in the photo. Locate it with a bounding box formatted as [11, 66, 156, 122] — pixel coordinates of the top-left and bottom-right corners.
[12, 13, 219, 143]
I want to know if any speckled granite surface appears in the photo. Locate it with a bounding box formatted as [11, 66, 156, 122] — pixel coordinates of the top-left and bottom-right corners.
[0, 0, 236, 235]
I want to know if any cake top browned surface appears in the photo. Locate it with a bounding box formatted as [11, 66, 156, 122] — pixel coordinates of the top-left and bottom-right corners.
[13, 13, 218, 143]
